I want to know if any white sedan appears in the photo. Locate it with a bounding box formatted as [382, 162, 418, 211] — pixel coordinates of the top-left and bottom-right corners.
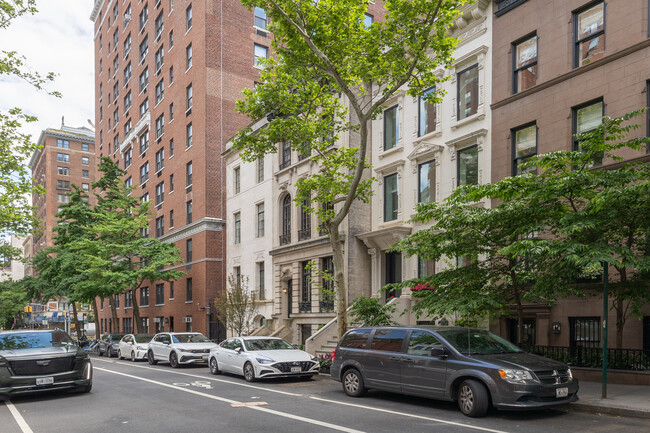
[208, 337, 320, 381]
[147, 332, 218, 368]
[118, 334, 154, 361]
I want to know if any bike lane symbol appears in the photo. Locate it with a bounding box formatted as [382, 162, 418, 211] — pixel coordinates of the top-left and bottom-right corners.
[172, 380, 213, 390]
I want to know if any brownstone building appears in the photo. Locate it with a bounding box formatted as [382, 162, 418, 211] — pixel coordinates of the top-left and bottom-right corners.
[490, 0, 650, 350]
[90, 0, 268, 338]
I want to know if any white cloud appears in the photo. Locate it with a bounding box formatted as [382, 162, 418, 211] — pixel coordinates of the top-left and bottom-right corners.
[0, 0, 94, 142]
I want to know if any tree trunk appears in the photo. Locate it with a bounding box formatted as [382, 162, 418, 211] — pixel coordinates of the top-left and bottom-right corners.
[329, 222, 348, 340]
[109, 295, 120, 333]
[72, 302, 82, 340]
[92, 298, 101, 338]
[132, 289, 142, 334]
[615, 298, 624, 349]
[513, 285, 524, 346]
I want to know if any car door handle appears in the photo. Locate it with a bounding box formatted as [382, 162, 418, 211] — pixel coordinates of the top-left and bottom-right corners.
[401, 358, 414, 363]
[389, 356, 401, 361]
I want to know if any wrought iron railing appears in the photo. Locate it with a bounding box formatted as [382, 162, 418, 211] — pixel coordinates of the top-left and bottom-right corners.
[298, 301, 312, 313]
[279, 233, 291, 245]
[319, 298, 334, 313]
[523, 345, 650, 371]
[298, 229, 311, 241]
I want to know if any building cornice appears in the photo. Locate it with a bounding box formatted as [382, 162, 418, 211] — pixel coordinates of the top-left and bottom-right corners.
[120, 111, 151, 153]
[269, 236, 335, 257]
[158, 217, 226, 244]
[29, 129, 95, 168]
[90, 0, 104, 22]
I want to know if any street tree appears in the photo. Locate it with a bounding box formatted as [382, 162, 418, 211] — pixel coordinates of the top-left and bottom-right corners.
[214, 275, 257, 337]
[233, 0, 466, 338]
[0, 279, 29, 329]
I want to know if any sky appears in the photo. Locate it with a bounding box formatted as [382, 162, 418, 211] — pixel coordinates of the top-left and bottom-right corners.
[0, 0, 95, 141]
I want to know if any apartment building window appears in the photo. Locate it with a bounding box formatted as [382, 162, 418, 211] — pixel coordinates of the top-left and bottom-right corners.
[512, 123, 537, 175]
[141, 192, 149, 203]
[57, 193, 70, 203]
[140, 286, 149, 307]
[112, 2, 118, 21]
[57, 166, 69, 176]
[155, 12, 164, 40]
[112, 28, 118, 52]
[279, 141, 291, 169]
[186, 84, 193, 111]
[155, 46, 164, 72]
[155, 283, 164, 305]
[457, 64, 478, 120]
[573, 98, 604, 166]
[418, 87, 436, 137]
[234, 212, 241, 244]
[383, 105, 398, 151]
[257, 261, 265, 300]
[82, 156, 90, 165]
[155, 148, 165, 172]
[186, 238, 192, 264]
[513, 34, 537, 93]
[139, 67, 149, 92]
[254, 44, 268, 67]
[256, 203, 264, 237]
[257, 158, 264, 183]
[140, 161, 150, 184]
[57, 139, 69, 149]
[155, 114, 165, 139]
[186, 4, 192, 30]
[125, 176, 133, 190]
[299, 198, 311, 240]
[155, 216, 164, 237]
[233, 266, 241, 286]
[124, 91, 132, 113]
[254, 7, 267, 30]
[140, 98, 149, 117]
[112, 82, 119, 103]
[124, 62, 132, 84]
[57, 153, 69, 162]
[169, 210, 174, 228]
[383, 173, 398, 222]
[233, 167, 240, 194]
[301, 261, 311, 306]
[169, 30, 173, 47]
[574, 2, 605, 68]
[124, 33, 131, 55]
[124, 119, 133, 137]
[82, 169, 89, 178]
[82, 183, 90, 192]
[186, 44, 192, 69]
[186, 123, 193, 148]
[141, 225, 149, 238]
[115, 294, 120, 309]
[186, 200, 192, 224]
[281, 194, 291, 245]
[169, 138, 174, 156]
[169, 174, 174, 192]
[169, 103, 174, 121]
[112, 135, 119, 154]
[139, 4, 148, 32]
[183, 278, 193, 302]
[155, 181, 165, 205]
[155, 79, 164, 104]
[418, 160, 435, 203]
[186, 161, 193, 186]
[122, 148, 131, 170]
[457, 145, 479, 186]
[139, 36, 149, 63]
[364, 13, 373, 27]
[125, 290, 132, 308]
[112, 55, 118, 77]
[139, 129, 149, 154]
[169, 65, 174, 84]
[418, 257, 436, 278]
[569, 317, 600, 348]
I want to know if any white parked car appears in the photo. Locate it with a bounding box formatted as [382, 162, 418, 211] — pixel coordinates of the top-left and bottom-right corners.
[147, 332, 218, 368]
[209, 337, 320, 382]
[118, 334, 154, 361]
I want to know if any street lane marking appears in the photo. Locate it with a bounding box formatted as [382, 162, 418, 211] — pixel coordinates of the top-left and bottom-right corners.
[231, 401, 268, 407]
[95, 367, 365, 433]
[92, 357, 303, 396]
[3, 400, 34, 433]
[309, 397, 509, 433]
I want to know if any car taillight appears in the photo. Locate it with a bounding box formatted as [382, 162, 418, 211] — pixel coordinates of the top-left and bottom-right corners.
[331, 349, 336, 361]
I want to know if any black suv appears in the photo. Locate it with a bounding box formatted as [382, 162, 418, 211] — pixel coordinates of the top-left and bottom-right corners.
[331, 326, 578, 417]
[0, 329, 92, 396]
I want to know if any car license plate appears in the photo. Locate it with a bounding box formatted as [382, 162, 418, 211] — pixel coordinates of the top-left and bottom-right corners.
[291, 366, 301, 373]
[36, 377, 54, 386]
[556, 387, 568, 398]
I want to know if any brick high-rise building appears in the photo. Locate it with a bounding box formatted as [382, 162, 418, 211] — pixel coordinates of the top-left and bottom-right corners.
[90, 0, 268, 338]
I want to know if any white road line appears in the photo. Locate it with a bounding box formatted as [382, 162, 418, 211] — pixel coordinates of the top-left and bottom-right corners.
[95, 367, 364, 433]
[92, 357, 303, 396]
[3, 400, 34, 433]
[309, 397, 510, 433]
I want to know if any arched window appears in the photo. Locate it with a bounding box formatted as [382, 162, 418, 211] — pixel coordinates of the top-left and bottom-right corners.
[280, 194, 292, 245]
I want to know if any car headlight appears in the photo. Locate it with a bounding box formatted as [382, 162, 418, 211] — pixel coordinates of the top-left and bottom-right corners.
[498, 369, 535, 384]
[256, 356, 274, 364]
[567, 368, 573, 380]
[178, 348, 191, 352]
[310, 355, 317, 361]
[136, 345, 146, 351]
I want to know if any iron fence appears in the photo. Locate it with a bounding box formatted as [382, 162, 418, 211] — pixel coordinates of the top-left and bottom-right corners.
[523, 345, 650, 371]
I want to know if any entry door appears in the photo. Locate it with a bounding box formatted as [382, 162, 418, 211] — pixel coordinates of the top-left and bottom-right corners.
[287, 279, 293, 315]
[385, 252, 402, 301]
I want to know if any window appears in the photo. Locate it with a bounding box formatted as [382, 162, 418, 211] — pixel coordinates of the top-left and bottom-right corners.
[57, 193, 70, 203]
[234, 212, 241, 244]
[57, 153, 69, 162]
[155, 46, 164, 72]
[186, 4, 192, 30]
[417, 257, 436, 278]
[370, 329, 407, 352]
[169, 139, 174, 156]
[418, 160, 435, 203]
[574, 2, 605, 68]
[155, 114, 165, 139]
[254, 44, 267, 67]
[124, 148, 133, 169]
[299, 198, 311, 240]
[280, 141, 291, 169]
[512, 123, 537, 175]
[233, 167, 240, 194]
[139, 129, 149, 154]
[419, 87, 436, 136]
[186, 200, 193, 224]
[256, 203, 264, 237]
[186, 238, 192, 263]
[169, 210, 174, 228]
[112, 82, 119, 103]
[457, 64, 479, 120]
[124, 91, 132, 112]
[186, 123, 193, 148]
[257, 158, 264, 183]
[155, 283, 164, 305]
[301, 261, 311, 305]
[82, 169, 89, 178]
[82, 183, 90, 192]
[155, 12, 164, 40]
[383, 105, 398, 150]
[573, 99, 604, 166]
[383, 173, 398, 222]
[139, 36, 149, 63]
[125, 290, 132, 308]
[124, 62, 132, 83]
[340, 328, 370, 349]
[155, 148, 165, 172]
[124, 33, 131, 55]
[125, 118, 133, 136]
[186, 161, 193, 186]
[169, 103, 174, 121]
[112, 55, 118, 77]
[140, 98, 149, 117]
[407, 331, 442, 356]
[155, 181, 165, 205]
[125, 176, 133, 189]
[140, 161, 150, 184]
[185, 278, 193, 302]
[363, 13, 373, 27]
[139, 67, 149, 92]
[186, 44, 192, 69]
[140, 286, 149, 307]
[141, 192, 149, 202]
[513, 34, 537, 93]
[457, 145, 479, 186]
[82, 156, 89, 165]
[113, 2, 119, 21]
[113, 106, 119, 125]
[57, 166, 69, 176]
[156, 216, 164, 237]
[57, 139, 69, 148]
[257, 262, 265, 300]
[57, 180, 70, 190]
[233, 266, 241, 286]
[115, 294, 120, 309]
[569, 316, 600, 348]
[169, 30, 173, 48]
[155, 79, 164, 104]
[139, 4, 148, 32]
[280, 194, 291, 245]
[169, 281, 174, 299]
[254, 7, 266, 29]
[186, 84, 193, 110]
[112, 134, 119, 154]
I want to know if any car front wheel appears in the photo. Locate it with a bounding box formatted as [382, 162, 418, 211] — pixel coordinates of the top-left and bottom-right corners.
[342, 369, 367, 397]
[209, 357, 221, 375]
[170, 352, 180, 368]
[243, 362, 256, 382]
[131, 351, 136, 362]
[458, 379, 489, 418]
[148, 350, 158, 365]
[117, 349, 122, 359]
[106, 348, 112, 358]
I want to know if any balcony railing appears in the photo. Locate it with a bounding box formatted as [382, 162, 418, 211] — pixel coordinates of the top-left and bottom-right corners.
[279, 233, 291, 245]
[298, 301, 312, 313]
[523, 345, 650, 371]
[319, 297, 334, 313]
[298, 229, 311, 241]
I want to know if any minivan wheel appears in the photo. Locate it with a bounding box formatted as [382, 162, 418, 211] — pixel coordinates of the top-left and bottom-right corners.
[148, 350, 158, 365]
[458, 379, 489, 418]
[342, 369, 367, 397]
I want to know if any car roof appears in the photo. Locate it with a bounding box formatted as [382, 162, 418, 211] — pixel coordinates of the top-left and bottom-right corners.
[346, 326, 486, 333]
[236, 336, 283, 341]
[0, 329, 64, 334]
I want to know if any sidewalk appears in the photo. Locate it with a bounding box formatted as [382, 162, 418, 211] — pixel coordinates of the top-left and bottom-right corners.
[566, 380, 650, 419]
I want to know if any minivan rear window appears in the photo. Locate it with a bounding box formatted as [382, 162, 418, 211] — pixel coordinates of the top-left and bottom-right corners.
[340, 329, 371, 349]
[370, 329, 407, 352]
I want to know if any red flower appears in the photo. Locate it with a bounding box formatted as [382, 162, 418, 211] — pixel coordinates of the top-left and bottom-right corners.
[411, 283, 435, 292]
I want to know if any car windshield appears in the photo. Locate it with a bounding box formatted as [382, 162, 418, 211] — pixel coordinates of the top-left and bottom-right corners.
[436, 329, 522, 355]
[134, 335, 154, 343]
[244, 339, 294, 351]
[111, 334, 126, 341]
[172, 333, 210, 343]
[0, 332, 75, 350]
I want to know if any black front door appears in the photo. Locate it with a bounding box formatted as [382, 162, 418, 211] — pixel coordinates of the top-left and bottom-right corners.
[287, 279, 293, 315]
[643, 316, 650, 353]
[385, 252, 402, 301]
[507, 318, 536, 346]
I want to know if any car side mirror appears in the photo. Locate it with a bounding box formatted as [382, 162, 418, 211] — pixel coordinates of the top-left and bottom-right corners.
[163, 341, 170, 345]
[430, 347, 447, 358]
[235, 347, 243, 354]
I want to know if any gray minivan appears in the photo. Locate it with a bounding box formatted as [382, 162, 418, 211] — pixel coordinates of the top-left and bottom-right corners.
[330, 326, 579, 417]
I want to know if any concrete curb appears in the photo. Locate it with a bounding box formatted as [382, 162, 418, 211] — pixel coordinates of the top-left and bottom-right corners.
[565, 402, 650, 419]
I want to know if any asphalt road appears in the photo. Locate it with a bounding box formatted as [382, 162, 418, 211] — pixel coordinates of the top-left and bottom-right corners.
[1, 353, 648, 433]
